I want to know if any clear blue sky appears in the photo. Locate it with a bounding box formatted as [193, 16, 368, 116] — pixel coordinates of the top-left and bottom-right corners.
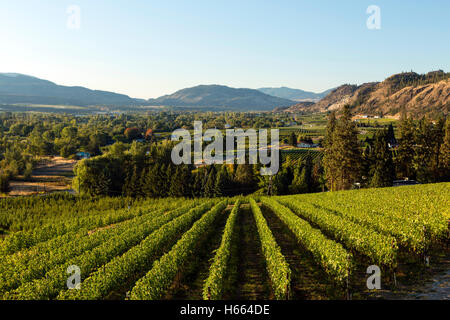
[1, 0, 449, 99]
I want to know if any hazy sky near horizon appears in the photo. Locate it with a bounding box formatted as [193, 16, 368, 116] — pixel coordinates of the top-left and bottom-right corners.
[0, 0, 449, 99]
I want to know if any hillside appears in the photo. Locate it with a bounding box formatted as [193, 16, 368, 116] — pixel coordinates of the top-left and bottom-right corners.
[147, 85, 296, 110]
[258, 87, 332, 102]
[290, 71, 450, 118]
[273, 101, 315, 113]
[0, 73, 142, 106]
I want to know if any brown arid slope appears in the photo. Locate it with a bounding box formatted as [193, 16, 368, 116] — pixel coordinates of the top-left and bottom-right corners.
[289, 71, 450, 118]
[276, 101, 315, 113]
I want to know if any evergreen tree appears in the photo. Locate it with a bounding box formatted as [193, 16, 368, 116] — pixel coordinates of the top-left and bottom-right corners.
[323, 112, 338, 191]
[361, 138, 374, 184]
[324, 106, 361, 191]
[140, 167, 151, 197]
[271, 166, 291, 195]
[290, 157, 313, 194]
[192, 169, 205, 197]
[369, 130, 395, 188]
[145, 164, 162, 197]
[439, 118, 450, 181]
[414, 118, 435, 183]
[386, 123, 396, 145]
[324, 112, 337, 147]
[214, 165, 230, 197]
[0, 174, 11, 193]
[431, 117, 446, 182]
[396, 113, 416, 179]
[160, 164, 172, 197]
[234, 164, 255, 190]
[289, 132, 297, 146]
[122, 163, 138, 197]
[289, 161, 307, 194]
[203, 166, 216, 197]
[312, 156, 326, 192]
[168, 166, 184, 197]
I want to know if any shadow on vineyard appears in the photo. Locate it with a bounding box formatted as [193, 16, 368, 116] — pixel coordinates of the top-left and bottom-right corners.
[363, 246, 450, 300]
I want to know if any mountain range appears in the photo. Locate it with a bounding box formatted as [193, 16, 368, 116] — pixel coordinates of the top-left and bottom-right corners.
[0, 71, 449, 116]
[257, 87, 333, 102]
[0, 74, 295, 111]
[147, 85, 295, 110]
[0, 73, 142, 106]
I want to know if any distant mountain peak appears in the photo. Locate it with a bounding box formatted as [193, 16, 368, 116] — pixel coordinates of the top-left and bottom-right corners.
[148, 84, 296, 110]
[258, 87, 334, 102]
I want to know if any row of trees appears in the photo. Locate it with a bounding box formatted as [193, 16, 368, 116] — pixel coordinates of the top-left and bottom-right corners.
[322, 106, 449, 191]
[73, 138, 326, 197]
[73, 145, 260, 198]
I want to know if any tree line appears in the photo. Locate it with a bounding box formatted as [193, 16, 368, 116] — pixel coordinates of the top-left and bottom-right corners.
[323, 106, 449, 191]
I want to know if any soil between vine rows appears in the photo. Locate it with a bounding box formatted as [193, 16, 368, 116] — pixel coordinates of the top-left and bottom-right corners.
[167, 207, 229, 300]
[233, 205, 272, 300]
[260, 204, 345, 300]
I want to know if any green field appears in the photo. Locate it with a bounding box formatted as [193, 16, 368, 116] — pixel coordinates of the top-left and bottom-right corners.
[0, 183, 448, 300]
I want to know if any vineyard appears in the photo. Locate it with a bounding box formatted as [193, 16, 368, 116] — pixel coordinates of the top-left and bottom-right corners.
[0, 183, 448, 300]
[281, 149, 323, 163]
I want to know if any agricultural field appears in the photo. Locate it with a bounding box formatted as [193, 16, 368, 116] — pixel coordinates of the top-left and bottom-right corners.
[6, 157, 76, 197]
[0, 183, 448, 300]
[281, 149, 323, 163]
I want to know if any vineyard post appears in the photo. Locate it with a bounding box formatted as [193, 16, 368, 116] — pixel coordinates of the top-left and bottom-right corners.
[391, 239, 397, 287]
[346, 255, 351, 300]
[447, 219, 449, 250]
[286, 273, 290, 300]
[207, 287, 211, 300]
[346, 276, 350, 300]
[393, 269, 397, 288]
[267, 176, 273, 196]
[423, 225, 429, 266]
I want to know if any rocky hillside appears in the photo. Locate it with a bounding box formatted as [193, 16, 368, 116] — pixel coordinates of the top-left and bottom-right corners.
[273, 101, 315, 113]
[290, 71, 450, 118]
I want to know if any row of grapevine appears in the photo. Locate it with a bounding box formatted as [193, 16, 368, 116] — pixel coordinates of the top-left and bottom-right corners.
[130, 200, 228, 300]
[0, 201, 181, 266]
[0, 200, 180, 256]
[277, 198, 398, 267]
[0, 194, 143, 232]
[0, 202, 197, 294]
[250, 198, 291, 300]
[296, 195, 428, 252]
[58, 201, 215, 300]
[202, 199, 241, 300]
[300, 184, 449, 239]
[1, 201, 206, 300]
[260, 197, 352, 282]
[280, 150, 322, 164]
